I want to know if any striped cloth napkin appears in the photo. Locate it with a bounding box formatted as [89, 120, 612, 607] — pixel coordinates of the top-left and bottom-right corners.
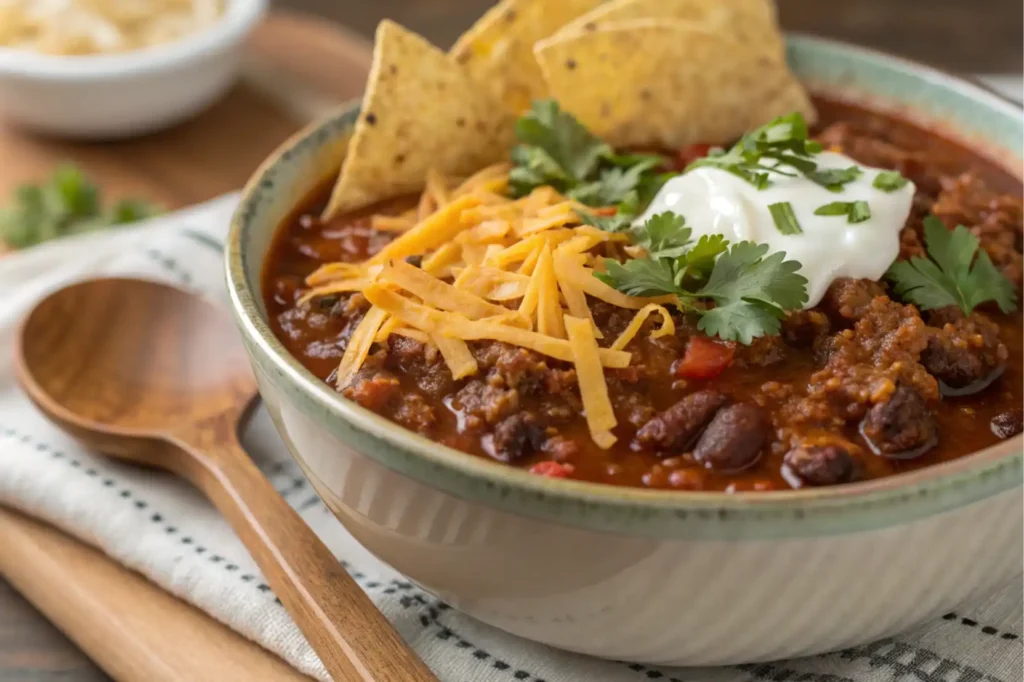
[2, 73, 1022, 679]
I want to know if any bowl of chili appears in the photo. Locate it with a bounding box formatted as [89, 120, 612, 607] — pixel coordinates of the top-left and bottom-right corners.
[225, 8, 1023, 666]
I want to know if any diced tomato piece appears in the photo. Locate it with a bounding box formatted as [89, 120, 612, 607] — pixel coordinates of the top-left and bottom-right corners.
[529, 461, 575, 478]
[675, 336, 735, 380]
[677, 143, 713, 167]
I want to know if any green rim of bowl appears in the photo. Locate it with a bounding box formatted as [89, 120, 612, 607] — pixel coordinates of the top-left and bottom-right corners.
[226, 35, 1023, 540]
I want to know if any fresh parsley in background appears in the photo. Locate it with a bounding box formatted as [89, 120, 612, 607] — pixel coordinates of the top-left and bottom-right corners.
[596, 212, 809, 344]
[887, 216, 1017, 316]
[0, 165, 161, 250]
[509, 99, 675, 215]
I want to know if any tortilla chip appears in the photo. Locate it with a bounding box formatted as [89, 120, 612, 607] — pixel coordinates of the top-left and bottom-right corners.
[533, 19, 816, 149]
[323, 21, 514, 219]
[450, 0, 603, 113]
[553, 0, 783, 57]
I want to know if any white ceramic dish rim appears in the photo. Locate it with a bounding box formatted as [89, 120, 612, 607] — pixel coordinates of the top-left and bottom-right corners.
[227, 34, 1023, 539]
[0, 0, 267, 80]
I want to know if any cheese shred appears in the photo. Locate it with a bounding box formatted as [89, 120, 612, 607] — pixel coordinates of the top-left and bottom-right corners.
[564, 315, 617, 449]
[610, 304, 676, 351]
[335, 306, 389, 389]
[431, 333, 478, 379]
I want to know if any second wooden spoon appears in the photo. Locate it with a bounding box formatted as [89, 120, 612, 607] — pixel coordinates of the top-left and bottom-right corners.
[14, 277, 438, 682]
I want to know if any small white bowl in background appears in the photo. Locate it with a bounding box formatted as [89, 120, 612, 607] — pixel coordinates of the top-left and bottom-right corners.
[0, 0, 268, 140]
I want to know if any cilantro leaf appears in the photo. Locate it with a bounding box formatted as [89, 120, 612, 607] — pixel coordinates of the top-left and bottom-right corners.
[697, 242, 809, 314]
[595, 257, 678, 297]
[967, 250, 1017, 313]
[513, 99, 609, 182]
[606, 152, 665, 169]
[568, 158, 661, 206]
[509, 100, 677, 210]
[629, 212, 693, 259]
[698, 299, 787, 346]
[689, 112, 823, 190]
[578, 210, 633, 233]
[508, 145, 568, 197]
[886, 258, 960, 310]
[0, 165, 160, 250]
[678, 234, 728, 282]
[109, 198, 161, 225]
[886, 217, 1017, 315]
[52, 164, 100, 219]
[593, 211, 809, 344]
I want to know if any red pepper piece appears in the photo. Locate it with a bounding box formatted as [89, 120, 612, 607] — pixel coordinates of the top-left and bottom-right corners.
[529, 461, 575, 478]
[675, 336, 735, 380]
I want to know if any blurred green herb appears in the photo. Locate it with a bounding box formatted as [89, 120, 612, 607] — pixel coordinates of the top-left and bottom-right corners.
[0, 165, 161, 250]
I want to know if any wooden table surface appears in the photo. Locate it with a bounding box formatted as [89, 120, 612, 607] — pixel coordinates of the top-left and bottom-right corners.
[1, 1, 1020, 680]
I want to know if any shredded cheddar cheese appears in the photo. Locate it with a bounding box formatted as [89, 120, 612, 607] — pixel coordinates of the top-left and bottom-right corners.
[431, 333, 478, 379]
[335, 306, 389, 388]
[610, 304, 675, 351]
[564, 315, 617, 449]
[371, 215, 415, 233]
[300, 166, 680, 446]
[534, 244, 566, 339]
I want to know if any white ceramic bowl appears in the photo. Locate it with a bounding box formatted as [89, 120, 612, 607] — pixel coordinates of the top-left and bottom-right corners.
[0, 0, 267, 139]
[228, 37, 1024, 666]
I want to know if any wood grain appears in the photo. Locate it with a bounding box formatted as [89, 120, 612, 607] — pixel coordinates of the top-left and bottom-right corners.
[14, 278, 438, 682]
[0, 577, 109, 682]
[0, 509, 313, 682]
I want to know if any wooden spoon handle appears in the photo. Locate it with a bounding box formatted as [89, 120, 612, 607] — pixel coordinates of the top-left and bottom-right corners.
[171, 427, 439, 682]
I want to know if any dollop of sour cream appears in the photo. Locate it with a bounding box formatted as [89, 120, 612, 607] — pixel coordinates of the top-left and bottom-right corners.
[636, 151, 915, 308]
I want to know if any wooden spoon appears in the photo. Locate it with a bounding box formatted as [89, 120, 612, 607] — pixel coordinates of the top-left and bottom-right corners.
[13, 277, 439, 682]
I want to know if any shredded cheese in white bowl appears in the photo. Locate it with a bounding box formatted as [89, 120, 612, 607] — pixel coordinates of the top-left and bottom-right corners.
[0, 0, 226, 56]
[0, 0, 265, 139]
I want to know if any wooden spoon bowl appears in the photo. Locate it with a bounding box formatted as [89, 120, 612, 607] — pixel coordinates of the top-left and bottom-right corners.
[15, 277, 438, 682]
[18, 278, 256, 463]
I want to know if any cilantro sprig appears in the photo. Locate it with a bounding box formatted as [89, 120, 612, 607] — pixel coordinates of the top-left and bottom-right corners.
[509, 100, 675, 214]
[686, 112, 823, 190]
[0, 165, 161, 250]
[886, 216, 1017, 316]
[595, 212, 809, 344]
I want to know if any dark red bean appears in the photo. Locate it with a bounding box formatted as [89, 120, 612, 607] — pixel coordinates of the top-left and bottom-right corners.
[921, 336, 1005, 397]
[991, 408, 1023, 440]
[693, 403, 769, 472]
[782, 445, 858, 487]
[860, 385, 937, 459]
[634, 390, 728, 455]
